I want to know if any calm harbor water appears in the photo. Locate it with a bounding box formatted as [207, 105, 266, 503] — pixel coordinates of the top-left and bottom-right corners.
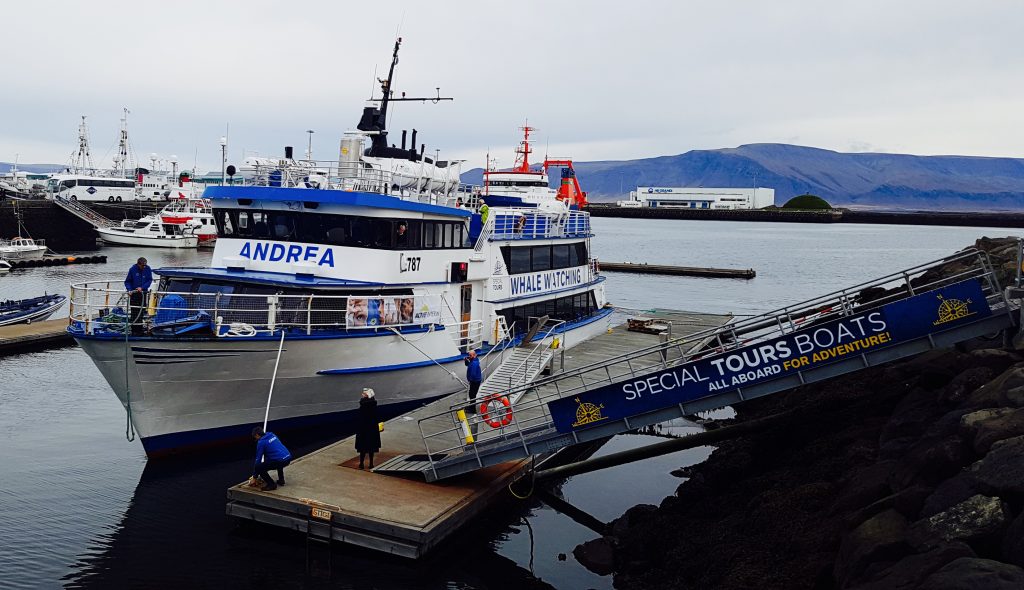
[0, 219, 1020, 589]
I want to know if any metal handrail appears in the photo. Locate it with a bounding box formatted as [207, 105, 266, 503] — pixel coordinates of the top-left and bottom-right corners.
[67, 282, 460, 335]
[412, 247, 1007, 470]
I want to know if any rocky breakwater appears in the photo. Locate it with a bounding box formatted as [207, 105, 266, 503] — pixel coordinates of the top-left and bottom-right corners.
[573, 237, 1024, 589]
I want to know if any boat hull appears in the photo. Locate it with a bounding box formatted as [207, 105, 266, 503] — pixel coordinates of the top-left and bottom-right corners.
[73, 313, 612, 456]
[0, 247, 46, 260]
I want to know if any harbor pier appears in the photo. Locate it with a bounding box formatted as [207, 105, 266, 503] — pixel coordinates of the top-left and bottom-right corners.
[0, 318, 72, 355]
[226, 310, 733, 557]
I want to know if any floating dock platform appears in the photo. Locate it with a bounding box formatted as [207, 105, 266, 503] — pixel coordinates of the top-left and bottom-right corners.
[600, 261, 755, 279]
[226, 309, 733, 558]
[0, 318, 71, 355]
[6, 255, 107, 269]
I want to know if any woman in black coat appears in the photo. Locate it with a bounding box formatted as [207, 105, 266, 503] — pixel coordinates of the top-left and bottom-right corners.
[355, 388, 381, 469]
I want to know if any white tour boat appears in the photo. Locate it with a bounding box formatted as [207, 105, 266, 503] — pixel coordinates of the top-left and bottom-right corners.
[67, 39, 610, 456]
[96, 219, 199, 248]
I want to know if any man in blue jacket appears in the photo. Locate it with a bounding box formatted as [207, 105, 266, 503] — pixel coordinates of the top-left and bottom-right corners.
[251, 427, 292, 490]
[124, 257, 152, 335]
[464, 350, 482, 436]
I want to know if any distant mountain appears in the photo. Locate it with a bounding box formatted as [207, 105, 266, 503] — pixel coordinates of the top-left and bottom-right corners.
[461, 144, 1024, 211]
[0, 162, 64, 174]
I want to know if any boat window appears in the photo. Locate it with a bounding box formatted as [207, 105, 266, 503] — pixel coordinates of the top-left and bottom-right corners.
[497, 290, 598, 335]
[270, 213, 295, 240]
[509, 247, 531, 274]
[531, 246, 551, 271]
[251, 212, 270, 238]
[552, 245, 570, 269]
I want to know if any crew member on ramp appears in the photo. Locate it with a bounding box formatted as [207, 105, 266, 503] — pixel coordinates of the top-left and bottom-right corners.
[251, 427, 292, 490]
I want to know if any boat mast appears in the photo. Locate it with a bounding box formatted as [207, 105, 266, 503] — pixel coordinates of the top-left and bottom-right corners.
[113, 107, 135, 178]
[71, 116, 94, 173]
[513, 122, 536, 173]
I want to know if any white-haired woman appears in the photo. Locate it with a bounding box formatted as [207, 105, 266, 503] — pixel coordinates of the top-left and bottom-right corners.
[355, 388, 381, 469]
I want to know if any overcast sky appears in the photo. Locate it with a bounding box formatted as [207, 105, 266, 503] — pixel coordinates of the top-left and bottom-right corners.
[2, 0, 1022, 172]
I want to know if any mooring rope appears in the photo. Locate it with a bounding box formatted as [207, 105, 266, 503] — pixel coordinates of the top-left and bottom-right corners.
[387, 327, 467, 387]
[262, 329, 288, 431]
[123, 302, 135, 442]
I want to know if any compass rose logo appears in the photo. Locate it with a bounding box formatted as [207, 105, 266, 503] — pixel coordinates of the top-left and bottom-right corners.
[933, 293, 976, 326]
[571, 397, 607, 428]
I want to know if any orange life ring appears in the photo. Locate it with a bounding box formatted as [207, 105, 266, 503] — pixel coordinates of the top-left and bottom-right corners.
[479, 394, 513, 428]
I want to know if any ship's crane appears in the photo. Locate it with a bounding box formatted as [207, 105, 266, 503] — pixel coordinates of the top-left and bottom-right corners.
[542, 158, 588, 208]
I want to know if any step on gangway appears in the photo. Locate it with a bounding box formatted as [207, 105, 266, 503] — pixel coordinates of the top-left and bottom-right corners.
[52, 196, 119, 229]
[382, 247, 1020, 482]
[373, 318, 561, 475]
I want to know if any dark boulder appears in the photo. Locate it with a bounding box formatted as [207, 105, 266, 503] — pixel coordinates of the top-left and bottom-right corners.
[937, 367, 995, 406]
[965, 349, 1022, 375]
[846, 542, 974, 590]
[834, 461, 896, 514]
[908, 494, 1010, 550]
[890, 436, 972, 491]
[880, 387, 943, 446]
[917, 557, 1024, 589]
[959, 365, 1024, 410]
[920, 472, 982, 519]
[1002, 510, 1024, 568]
[573, 536, 616, 576]
[844, 485, 933, 530]
[972, 408, 1024, 454]
[959, 408, 1016, 443]
[969, 435, 1024, 498]
[608, 504, 657, 538]
[834, 509, 911, 587]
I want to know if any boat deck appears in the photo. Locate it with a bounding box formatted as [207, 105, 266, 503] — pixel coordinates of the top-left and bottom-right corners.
[0, 318, 71, 355]
[225, 309, 733, 558]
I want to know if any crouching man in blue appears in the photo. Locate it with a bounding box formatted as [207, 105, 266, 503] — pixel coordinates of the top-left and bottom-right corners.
[251, 427, 292, 491]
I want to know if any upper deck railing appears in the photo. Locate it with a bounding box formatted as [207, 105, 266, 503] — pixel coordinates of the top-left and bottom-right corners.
[67, 282, 481, 348]
[481, 207, 592, 243]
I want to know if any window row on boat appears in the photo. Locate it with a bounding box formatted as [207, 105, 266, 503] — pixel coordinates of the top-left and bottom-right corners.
[500, 243, 590, 275]
[498, 291, 599, 335]
[214, 209, 468, 250]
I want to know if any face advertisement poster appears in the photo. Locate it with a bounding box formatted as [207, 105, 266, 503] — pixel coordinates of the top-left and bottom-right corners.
[346, 296, 433, 328]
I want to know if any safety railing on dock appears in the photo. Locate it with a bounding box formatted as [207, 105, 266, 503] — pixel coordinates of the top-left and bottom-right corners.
[67, 283, 480, 348]
[409, 246, 1014, 480]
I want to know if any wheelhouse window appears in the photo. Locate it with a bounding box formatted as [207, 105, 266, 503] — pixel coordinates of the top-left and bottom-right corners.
[497, 291, 598, 335]
[213, 208, 468, 251]
[501, 242, 589, 275]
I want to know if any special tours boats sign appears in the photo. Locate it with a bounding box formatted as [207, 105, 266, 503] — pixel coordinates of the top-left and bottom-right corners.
[548, 279, 993, 433]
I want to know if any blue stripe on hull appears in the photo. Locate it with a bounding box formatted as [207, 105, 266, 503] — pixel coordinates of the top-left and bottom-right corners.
[481, 195, 536, 208]
[140, 396, 445, 458]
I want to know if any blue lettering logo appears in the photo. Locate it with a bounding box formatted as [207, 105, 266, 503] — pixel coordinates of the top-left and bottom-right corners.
[237, 241, 335, 268]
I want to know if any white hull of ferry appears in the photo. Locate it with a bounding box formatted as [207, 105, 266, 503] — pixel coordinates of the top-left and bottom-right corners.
[74, 315, 611, 455]
[97, 227, 199, 248]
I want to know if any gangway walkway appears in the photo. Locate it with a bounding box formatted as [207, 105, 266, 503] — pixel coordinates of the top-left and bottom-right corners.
[394, 247, 1018, 482]
[52, 196, 119, 229]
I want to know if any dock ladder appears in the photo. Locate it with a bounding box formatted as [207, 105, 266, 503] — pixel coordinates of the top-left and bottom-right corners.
[52, 196, 119, 229]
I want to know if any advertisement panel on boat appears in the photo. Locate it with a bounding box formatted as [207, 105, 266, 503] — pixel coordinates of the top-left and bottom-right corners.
[345, 296, 441, 328]
[548, 279, 993, 433]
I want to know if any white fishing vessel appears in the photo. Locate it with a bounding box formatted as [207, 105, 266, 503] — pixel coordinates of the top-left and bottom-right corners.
[481, 124, 588, 208]
[68, 38, 610, 456]
[0, 237, 47, 260]
[155, 196, 217, 245]
[96, 219, 199, 248]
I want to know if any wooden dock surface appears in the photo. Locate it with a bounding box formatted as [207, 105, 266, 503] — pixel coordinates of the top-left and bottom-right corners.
[226, 308, 734, 558]
[0, 318, 72, 355]
[600, 261, 756, 279]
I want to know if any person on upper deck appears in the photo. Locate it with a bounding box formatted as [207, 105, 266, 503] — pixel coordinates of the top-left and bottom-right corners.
[124, 257, 152, 335]
[251, 427, 292, 490]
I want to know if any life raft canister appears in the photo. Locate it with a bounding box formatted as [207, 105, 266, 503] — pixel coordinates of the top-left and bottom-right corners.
[480, 393, 513, 428]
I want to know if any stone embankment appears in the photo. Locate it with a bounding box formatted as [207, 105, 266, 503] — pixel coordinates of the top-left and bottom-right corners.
[574, 237, 1024, 589]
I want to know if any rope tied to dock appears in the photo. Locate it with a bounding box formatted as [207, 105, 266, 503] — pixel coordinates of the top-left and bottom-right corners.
[122, 304, 135, 442]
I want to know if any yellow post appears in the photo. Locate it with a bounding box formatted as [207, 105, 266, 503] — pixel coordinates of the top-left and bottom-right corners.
[456, 409, 475, 444]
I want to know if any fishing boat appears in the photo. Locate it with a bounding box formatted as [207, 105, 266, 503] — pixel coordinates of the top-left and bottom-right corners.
[0, 294, 66, 327]
[155, 197, 217, 245]
[0, 237, 47, 260]
[481, 124, 588, 208]
[67, 38, 610, 457]
[0, 259, 11, 272]
[96, 219, 199, 248]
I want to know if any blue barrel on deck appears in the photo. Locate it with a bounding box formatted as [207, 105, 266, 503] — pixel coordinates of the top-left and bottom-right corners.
[269, 170, 283, 187]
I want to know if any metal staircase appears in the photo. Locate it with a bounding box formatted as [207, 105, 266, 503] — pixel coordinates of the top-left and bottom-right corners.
[378, 247, 1019, 482]
[52, 196, 119, 229]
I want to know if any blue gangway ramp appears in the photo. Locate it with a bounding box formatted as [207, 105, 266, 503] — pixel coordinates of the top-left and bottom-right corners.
[373, 248, 1018, 482]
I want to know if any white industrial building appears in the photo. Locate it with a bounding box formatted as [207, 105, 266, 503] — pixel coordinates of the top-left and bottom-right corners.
[617, 187, 775, 210]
